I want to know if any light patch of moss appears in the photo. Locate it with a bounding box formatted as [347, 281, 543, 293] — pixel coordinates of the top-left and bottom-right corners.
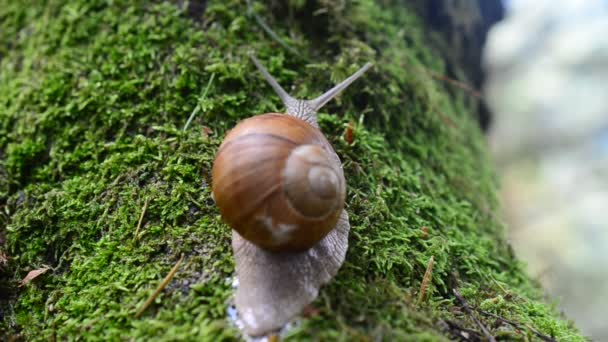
[0, 0, 583, 341]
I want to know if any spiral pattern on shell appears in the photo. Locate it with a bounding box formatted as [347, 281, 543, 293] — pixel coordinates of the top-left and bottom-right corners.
[211, 113, 346, 252]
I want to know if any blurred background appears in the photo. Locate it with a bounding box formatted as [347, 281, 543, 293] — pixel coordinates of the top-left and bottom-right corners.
[484, 0, 608, 339]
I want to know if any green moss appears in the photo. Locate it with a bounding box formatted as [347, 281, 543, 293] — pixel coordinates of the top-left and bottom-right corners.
[0, 0, 583, 341]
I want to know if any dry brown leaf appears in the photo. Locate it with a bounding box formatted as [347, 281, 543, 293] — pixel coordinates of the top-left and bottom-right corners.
[201, 126, 214, 139]
[344, 121, 355, 145]
[19, 267, 50, 287]
[302, 304, 321, 318]
[0, 252, 9, 266]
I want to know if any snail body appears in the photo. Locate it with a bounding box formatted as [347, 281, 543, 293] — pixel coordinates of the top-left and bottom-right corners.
[211, 56, 371, 336]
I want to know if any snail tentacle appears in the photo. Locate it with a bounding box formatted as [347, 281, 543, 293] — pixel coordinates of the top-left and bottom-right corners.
[307, 62, 373, 111]
[250, 55, 372, 126]
[250, 55, 298, 109]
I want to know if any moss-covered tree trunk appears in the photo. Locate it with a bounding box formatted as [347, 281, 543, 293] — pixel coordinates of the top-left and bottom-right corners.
[0, 1, 583, 340]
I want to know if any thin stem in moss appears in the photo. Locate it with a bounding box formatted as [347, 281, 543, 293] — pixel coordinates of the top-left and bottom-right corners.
[135, 254, 184, 319]
[183, 73, 215, 131]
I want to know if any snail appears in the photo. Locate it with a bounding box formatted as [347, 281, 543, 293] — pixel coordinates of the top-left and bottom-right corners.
[211, 55, 372, 336]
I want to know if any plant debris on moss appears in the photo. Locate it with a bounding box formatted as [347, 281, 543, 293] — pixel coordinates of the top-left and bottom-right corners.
[0, 0, 584, 341]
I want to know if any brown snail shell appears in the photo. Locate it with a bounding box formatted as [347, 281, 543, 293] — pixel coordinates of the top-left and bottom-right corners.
[212, 113, 346, 252]
[211, 55, 371, 336]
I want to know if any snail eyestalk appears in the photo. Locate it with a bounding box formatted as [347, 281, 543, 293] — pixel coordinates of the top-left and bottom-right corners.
[308, 62, 373, 111]
[250, 55, 372, 126]
[250, 55, 297, 109]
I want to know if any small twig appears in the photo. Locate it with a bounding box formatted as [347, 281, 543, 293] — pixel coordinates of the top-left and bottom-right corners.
[453, 289, 497, 342]
[488, 275, 509, 296]
[133, 197, 150, 241]
[418, 256, 435, 303]
[135, 254, 184, 318]
[184, 73, 215, 131]
[442, 319, 484, 341]
[246, 0, 300, 57]
[401, 62, 482, 100]
[476, 309, 557, 342]
[427, 71, 482, 99]
[432, 106, 458, 130]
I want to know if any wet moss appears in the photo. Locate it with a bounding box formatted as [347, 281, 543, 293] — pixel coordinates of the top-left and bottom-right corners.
[0, 0, 583, 340]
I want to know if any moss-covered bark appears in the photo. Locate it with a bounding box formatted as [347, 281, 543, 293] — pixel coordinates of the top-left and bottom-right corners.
[0, 0, 583, 340]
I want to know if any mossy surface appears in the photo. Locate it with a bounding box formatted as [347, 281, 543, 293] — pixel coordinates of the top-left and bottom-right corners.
[0, 0, 583, 341]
